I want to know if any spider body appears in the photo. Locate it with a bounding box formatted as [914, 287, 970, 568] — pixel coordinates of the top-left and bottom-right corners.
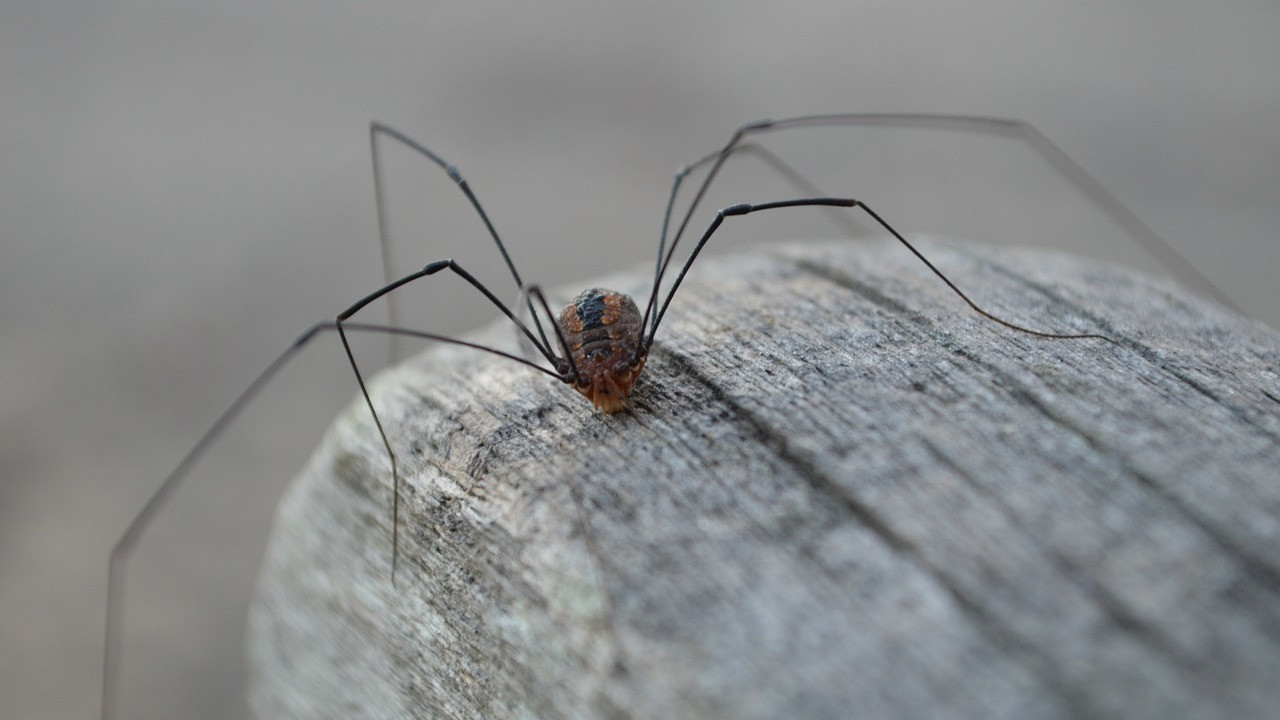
[558, 288, 647, 413]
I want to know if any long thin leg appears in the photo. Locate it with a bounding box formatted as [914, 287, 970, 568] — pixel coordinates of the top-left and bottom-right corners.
[334, 258, 573, 585]
[648, 140, 866, 337]
[370, 123, 555, 357]
[103, 321, 319, 720]
[370, 123, 403, 362]
[345, 258, 556, 363]
[647, 114, 1236, 335]
[102, 319, 563, 720]
[645, 198, 1117, 350]
[520, 284, 583, 385]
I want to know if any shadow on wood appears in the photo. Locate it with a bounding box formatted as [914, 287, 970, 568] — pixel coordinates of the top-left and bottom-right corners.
[247, 238, 1280, 720]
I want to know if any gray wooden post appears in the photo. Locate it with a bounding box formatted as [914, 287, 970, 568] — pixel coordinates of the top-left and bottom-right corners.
[247, 238, 1280, 720]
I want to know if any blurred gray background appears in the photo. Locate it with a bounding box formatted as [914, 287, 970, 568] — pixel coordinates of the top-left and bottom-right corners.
[2, 1, 1277, 718]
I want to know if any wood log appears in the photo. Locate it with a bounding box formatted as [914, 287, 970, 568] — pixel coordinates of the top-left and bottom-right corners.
[246, 238, 1280, 720]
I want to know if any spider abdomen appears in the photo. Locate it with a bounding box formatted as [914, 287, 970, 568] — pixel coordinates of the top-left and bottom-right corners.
[557, 288, 647, 413]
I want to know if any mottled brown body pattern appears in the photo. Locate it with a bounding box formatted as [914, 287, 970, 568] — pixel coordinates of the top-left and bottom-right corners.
[558, 288, 647, 413]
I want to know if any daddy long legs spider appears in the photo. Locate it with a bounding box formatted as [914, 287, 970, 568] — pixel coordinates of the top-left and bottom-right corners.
[102, 114, 1232, 719]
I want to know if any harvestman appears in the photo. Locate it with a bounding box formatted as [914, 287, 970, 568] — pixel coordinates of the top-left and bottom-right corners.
[101, 114, 1232, 718]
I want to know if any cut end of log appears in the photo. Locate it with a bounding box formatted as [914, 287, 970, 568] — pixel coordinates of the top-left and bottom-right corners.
[248, 238, 1280, 720]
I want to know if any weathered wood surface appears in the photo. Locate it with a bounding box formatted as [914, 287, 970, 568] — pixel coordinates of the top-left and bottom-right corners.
[247, 238, 1280, 720]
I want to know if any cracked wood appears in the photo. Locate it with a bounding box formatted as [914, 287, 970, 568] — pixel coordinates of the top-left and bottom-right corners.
[247, 238, 1280, 720]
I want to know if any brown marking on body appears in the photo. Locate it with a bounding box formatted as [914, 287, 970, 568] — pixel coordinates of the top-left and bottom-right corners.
[557, 288, 647, 413]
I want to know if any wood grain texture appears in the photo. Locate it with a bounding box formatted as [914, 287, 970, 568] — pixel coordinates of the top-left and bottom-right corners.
[246, 238, 1280, 720]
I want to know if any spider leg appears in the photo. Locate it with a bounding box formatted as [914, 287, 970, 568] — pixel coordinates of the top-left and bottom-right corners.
[335, 258, 570, 587]
[370, 123, 555, 360]
[645, 198, 1117, 350]
[647, 140, 865, 337]
[102, 314, 564, 720]
[648, 198, 858, 342]
[652, 114, 1235, 326]
[519, 284, 583, 385]
[349, 278, 621, 679]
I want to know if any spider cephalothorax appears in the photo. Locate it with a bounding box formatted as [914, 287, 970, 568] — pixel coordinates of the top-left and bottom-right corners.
[557, 288, 647, 413]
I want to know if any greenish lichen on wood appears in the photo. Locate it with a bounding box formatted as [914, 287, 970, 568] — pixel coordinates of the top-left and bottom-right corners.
[248, 238, 1280, 720]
